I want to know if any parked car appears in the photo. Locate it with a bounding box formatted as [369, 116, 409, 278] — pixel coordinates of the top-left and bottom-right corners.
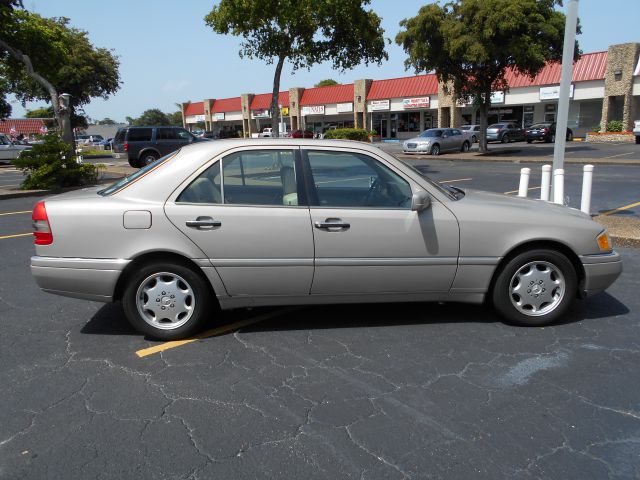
[98, 137, 113, 150]
[460, 124, 481, 143]
[111, 126, 209, 168]
[633, 120, 640, 144]
[0, 133, 32, 161]
[403, 128, 472, 155]
[486, 123, 525, 143]
[29, 139, 622, 340]
[76, 134, 104, 147]
[524, 123, 574, 143]
[290, 129, 314, 138]
[259, 128, 273, 137]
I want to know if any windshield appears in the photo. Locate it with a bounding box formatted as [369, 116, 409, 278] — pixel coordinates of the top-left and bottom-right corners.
[400, 161, 462, 200]
[98, 151, 178, 196]
[529, 123, 551, 129]
[419, 129, 443, 138]
[488, 124, 505, 129]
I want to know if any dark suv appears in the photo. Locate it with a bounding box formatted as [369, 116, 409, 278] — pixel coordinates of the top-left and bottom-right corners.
[112, 126, 208, 167]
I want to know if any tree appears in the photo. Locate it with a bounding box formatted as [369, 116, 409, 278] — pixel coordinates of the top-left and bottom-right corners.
[96, 117, 116, 125]
[0, 4, 120, 150]
[205, 0, 387, 137]
[127, 109, 170, 126]
[25, 106, 54, 118]
[396, 0, 578, 152]
[167, 111, 183, 126]
[315, 79, 338, 88]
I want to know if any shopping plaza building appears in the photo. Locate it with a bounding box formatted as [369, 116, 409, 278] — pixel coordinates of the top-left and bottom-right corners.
[182, 42, 640, 140]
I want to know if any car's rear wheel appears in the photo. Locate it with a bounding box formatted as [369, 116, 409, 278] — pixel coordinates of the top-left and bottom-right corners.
[567, 131, 573, 141]
[461, 141, 470, 152]
[471, 135, 477, 143]
[501, 134, 510, 143]
[122, 261, 213, 340]
[526, 139, 532, 144]
[430, 144, 440, 155]
[491, 249, 577, 327]
[141, 151, 158, 166]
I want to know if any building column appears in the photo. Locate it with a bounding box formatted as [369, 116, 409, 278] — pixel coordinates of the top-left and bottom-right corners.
[623, 93, 635, 131]
[354, 79, 372, 129]
[600, 96, 611, 130]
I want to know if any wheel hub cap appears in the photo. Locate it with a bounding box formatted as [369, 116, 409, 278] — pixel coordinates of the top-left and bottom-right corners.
[136, 272, 195, 330]
[509, 261, 565, 317]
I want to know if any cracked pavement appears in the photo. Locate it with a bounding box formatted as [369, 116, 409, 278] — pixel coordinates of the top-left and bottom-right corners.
[1, 197, 640, 479]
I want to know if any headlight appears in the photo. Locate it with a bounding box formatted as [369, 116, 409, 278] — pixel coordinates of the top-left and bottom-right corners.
[596, 230, 612, 252]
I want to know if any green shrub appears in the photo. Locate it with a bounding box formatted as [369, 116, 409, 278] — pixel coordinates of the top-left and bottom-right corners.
[590, 125, 601, 133]
[323, 128, 371, 141]
[13, 132, 98, 190]
[606, 120, 623, 132]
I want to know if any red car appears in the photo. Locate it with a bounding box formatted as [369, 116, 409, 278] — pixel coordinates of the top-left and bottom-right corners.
[290, 129, 314, 139]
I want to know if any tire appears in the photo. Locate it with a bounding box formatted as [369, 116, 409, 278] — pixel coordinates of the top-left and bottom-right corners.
[526, 139, 532, 144]
[491, 249, 577, 327]
[566, 131, 573, 141]
[551, 134, 556, 143]
[501, 134, 510, 143]
[430, 144, 440, 156]
[140, 151, 158, 166]
[128, 159, 140, 168]
[461, 141, 470, 153]
[472, 135, 477, 143]
[122, 261, 214, 340]
[636, 136, 640, 145]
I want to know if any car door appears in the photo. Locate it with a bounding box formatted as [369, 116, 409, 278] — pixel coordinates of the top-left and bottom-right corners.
[0, 135, 13, 160]
[304, 147, 459, 295]
[440, 129, 454, 151]
[451, 129, 464, 149]
[164, 146, 314, 297]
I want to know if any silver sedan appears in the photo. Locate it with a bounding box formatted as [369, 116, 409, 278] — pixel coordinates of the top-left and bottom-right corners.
[402, 128, 473, 155]
[30, 139, 622, 339]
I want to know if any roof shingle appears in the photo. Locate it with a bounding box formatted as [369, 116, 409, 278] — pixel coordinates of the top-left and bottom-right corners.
[300, 84, 354, 105]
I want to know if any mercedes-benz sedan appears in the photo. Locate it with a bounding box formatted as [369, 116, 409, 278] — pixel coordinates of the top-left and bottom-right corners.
[31, 139, 622, 340]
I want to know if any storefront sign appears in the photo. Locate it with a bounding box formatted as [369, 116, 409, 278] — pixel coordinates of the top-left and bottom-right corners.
[539, 84, 574, 100]
[336, 103, 353, 113]
[280, 107, 289, 116]
[252, 109, 271, 118]
[402, 97, 430, 109]
[301, 105, 325, 116]
[490, 91, 505, 104]
[214, 112, 225, 121]
[369, 100, 390, 111]
[488, 108, 513, 115]
[194, 114, 205, 122]
[524, 105, 534, 113]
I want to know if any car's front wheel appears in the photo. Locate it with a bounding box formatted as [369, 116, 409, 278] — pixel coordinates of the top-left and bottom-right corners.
[122, 261, 213, 340]
[491, 249, 577, 327]
[501, 134, 510, 143]
[430, 144, 440, 155]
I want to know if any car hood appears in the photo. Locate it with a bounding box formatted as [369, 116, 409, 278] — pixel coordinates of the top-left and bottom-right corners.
[404, 137, 433, 143]
[458, 188, 591, 220]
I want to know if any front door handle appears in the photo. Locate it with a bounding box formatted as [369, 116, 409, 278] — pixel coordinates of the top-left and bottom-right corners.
[314, 218, 350, 230]
[186, 216, 221, 229]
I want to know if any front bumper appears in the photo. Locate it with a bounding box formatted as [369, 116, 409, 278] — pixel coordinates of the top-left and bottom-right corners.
[31, 256, 130, 302]
[580, 251, 623, 296]
[486, 133, 500, 141]
[402, 143, 431, 154]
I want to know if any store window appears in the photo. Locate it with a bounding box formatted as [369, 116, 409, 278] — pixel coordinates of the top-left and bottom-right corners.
[397, 112, 421, 133]
[523, 106, 535, 128]
[544, 103, 557, 123]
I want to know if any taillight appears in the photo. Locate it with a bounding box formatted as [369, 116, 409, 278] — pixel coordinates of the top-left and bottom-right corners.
[124, 142, 129, 152]
[542, 128, 549, 133]
[32, 201, 53, 245]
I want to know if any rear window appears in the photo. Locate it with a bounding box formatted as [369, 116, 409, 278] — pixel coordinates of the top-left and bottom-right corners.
[114, 129, 126, 142]
[489, 124, 504, 129]
[127, 128, 153, 142]
[98, 152, 177, 196]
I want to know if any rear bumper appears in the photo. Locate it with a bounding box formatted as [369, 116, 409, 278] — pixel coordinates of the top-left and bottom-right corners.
[31, 256, 130, 302]
[580, 251, 623, 296]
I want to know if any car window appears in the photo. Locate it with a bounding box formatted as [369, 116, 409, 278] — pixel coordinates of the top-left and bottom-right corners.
[452, 129, 462, 136]
[178, 149, 298, 206]
[306, 150, 412, 209]
[157, 128, 178, 140]
[0, 135, 8, 145]
[128, 128, 153, 142]
[176, 129, 193, 140]
[489, 124, 504, 129]
[474, 126, 480, 131]
[114, 129, 126, 142]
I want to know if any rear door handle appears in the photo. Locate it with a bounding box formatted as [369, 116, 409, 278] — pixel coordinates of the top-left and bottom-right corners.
[186, 216, 221, 229]
[314, 218, 350, 230]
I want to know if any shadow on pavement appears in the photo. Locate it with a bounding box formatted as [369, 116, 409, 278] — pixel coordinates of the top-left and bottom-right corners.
[80, 291, 629, 337]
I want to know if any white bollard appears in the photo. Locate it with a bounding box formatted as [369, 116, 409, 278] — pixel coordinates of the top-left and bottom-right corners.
[518, 168, 531, 197]
[553, 169, 565, 205]
[581, 164, 594, 214]
[540, 165, 551, 201]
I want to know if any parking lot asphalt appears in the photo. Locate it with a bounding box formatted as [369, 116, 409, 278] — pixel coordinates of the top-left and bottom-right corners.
[1, 195, 639, 479]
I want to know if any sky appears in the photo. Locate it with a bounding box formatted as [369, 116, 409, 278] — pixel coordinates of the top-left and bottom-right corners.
[9, 0, 640, 122]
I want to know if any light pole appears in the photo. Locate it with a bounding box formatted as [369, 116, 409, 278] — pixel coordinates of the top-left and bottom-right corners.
[552, 0, 579, 201]
[278, 103, 283, 137]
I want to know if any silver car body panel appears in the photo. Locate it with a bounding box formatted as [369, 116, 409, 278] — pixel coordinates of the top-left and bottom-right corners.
[31, 138, 622, 309]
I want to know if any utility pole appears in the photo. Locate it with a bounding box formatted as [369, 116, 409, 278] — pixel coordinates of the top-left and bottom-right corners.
[552, 0, 579, 201]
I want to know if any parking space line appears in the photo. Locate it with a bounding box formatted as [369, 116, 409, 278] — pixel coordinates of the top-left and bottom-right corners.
[439, 177, 472, 184]
[0, 233, 31, 240]
[135, 307, 300, 358]
[604, 152, 635, 159]
[0, 210, 31, 217]
[504, 186, 542, 195]
[601, 201, 640, 216]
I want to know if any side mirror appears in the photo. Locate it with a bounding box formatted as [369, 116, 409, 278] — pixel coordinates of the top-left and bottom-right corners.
[411, 191, 431, 212]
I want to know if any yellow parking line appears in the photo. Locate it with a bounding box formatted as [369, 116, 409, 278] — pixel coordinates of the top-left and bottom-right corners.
[135, 307, 299, 358]
[601, 201, 640, 216]
[0, 232, 32, 240]
[0, 210, 31, 216]
[504, 186, 542, 195]
[439, 177, 472, 184]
